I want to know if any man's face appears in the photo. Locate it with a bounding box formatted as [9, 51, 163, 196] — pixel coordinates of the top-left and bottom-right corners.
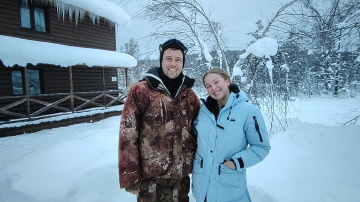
[161, 48, 184, 79]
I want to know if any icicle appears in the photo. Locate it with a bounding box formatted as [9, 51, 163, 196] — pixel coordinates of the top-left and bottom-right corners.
[75, 8, 80, 26]
[88, 13, 96, 25]
[37, 0, 114, 27]
[54, 0, 68, 22]
[77, 9, 86, 26]
[68, 5, 73, 22]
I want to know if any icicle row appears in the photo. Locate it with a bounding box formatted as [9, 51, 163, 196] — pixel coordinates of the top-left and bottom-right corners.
[49, 0, 107, 26]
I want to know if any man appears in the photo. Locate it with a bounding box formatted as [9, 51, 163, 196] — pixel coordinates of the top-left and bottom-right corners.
[118, 38, 201, 202]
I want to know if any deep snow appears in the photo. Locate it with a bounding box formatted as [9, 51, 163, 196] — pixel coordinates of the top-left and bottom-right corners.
[0, 96, 359, 202]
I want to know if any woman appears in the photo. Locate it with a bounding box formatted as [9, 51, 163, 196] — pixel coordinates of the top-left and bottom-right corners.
[191, 68, 271, 202]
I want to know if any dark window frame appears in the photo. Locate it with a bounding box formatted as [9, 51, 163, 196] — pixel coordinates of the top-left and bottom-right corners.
[10, 68, 44, 96]
[19, 0, 50, 33]
[27, 68, 43, 95]
[11, 70, 25, 95]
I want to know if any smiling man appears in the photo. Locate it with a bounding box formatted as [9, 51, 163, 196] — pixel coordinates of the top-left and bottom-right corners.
[118, 38, 201, 202]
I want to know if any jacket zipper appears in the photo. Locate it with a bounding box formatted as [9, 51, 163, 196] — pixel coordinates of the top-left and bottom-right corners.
[197, 152, 203, 168]
[253, 116, 263, 142]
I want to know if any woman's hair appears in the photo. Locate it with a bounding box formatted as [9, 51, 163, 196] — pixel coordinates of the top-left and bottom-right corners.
[202, 68, 231, 86]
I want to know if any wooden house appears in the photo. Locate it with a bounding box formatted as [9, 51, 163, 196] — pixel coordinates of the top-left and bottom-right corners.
[0, 0, 136, 136]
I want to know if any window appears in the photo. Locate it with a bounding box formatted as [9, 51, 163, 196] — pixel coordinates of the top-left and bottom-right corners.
[11, 69, 42, 95]
[34, 7, 46, 32]
[27, 69, 41, 95]
[20, 0, 48, 32]
[11, 71, 24, 95]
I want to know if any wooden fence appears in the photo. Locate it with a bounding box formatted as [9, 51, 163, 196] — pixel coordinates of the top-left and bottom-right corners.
[0, 89, 126, 123]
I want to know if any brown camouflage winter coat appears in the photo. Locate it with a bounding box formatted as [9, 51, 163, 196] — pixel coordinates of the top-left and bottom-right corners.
[118, 68, 200, 190]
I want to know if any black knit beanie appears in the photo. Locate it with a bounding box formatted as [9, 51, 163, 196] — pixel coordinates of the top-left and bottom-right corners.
[159, 38, 188, 67]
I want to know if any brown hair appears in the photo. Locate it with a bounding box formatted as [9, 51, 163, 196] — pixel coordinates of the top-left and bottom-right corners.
[202, 68, 231, 87]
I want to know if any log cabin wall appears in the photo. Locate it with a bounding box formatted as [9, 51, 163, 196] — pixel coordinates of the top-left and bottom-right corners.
[0, 0, 126, 123]
[0, 0, 116, 51]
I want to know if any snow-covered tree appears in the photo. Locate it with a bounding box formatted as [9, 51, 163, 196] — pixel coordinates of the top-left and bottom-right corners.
[270, 0, 360, 97]
[140, 0, 230, 72]
[120, 38, 140, 59]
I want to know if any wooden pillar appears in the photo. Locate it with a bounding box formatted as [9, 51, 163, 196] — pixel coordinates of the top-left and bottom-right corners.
[69, 66, 74, 112]
[23, 67, 30, 119]
[125, 68, 129, 88]
[102, 67, 106, 106]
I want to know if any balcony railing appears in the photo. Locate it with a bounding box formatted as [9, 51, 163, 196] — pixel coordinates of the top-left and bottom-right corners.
[0, 89, 126, 122]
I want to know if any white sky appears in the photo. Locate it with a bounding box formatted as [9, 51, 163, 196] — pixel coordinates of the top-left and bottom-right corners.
[0, 96, 359, 202]
[116, 0, 290, 58]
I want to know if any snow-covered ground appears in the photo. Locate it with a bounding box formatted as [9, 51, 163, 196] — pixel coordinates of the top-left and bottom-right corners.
[0, 96, 359, 202]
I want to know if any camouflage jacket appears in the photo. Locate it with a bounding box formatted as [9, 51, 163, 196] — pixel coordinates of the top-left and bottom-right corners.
[118, 67, 201, 189]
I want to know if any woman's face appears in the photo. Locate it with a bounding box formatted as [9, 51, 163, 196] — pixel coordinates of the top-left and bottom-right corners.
[203, 73, 230, 105]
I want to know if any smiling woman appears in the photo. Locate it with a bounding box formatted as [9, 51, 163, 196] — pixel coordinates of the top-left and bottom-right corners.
[192, 68, 271, 202]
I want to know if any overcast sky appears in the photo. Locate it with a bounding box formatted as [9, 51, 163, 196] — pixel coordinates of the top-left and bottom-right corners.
[116, 0, 289, 59]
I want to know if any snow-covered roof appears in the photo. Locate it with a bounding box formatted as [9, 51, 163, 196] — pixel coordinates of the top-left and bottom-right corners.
[0, 35, 137, 68]
[54, 0, 131, 26]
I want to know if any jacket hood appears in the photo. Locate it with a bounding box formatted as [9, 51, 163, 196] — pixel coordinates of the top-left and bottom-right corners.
[141, 66, 195, 89]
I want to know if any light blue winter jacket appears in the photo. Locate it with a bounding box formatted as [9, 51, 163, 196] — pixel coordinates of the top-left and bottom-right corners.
[192, 86, 271, 202]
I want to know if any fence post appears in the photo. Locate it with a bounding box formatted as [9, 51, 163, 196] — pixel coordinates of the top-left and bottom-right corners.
[69, 66, 74, 113]
[23, 67, 30, 119]
[102, 67, 106, 107]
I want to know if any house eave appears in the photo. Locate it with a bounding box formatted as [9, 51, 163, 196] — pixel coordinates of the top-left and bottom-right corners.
[0, 35, 137, 68]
